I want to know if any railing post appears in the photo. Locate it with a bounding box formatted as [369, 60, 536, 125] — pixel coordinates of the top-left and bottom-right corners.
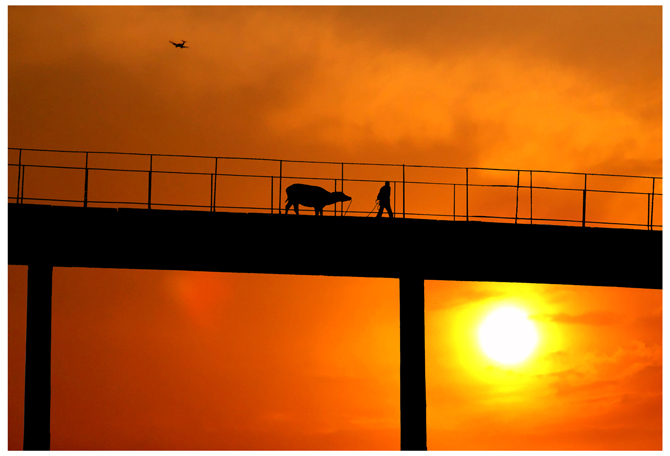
[148, 155, 153, 210]
[647, 193, 651, 230]
[341, 163, 344, 216]
[529, 171, 533, 225]
[402, 165, 406, 219]
[466, 168, 469, 222]
[21, 165, 26, 204]
[515, 170, 520, 224]
[334, 179, 338, 216]
[16, 149, 22, 204]
[279, 160, 283, 214]
[210, 174, 215, 211]
[213, 158, 218, 213]
[582, 174, 587, 227]
[394, 181, 397, 216]
[271, 176, 274, 214]
[650, 177, 655, 230]
[84, 152, 89, 208]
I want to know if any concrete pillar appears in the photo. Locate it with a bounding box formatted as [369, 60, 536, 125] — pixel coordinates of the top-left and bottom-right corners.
[399, 276, 427, 451]
[23, 264, 52, 451]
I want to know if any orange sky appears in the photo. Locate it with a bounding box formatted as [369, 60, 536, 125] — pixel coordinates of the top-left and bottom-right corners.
[7, 5, 662, 450]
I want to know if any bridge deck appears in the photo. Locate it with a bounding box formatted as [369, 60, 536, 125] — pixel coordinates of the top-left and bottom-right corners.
[9, 203, 661, 289]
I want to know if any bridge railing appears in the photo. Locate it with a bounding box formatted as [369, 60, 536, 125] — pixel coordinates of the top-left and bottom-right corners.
[7, 147, 662, 230]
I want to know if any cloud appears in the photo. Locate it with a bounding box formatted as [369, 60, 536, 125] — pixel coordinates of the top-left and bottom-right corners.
[9, 6, 661, 178]
[532, 311, 621, 326]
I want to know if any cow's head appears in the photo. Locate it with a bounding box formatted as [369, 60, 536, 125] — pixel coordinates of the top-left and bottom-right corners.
[332, 192, 352, 203]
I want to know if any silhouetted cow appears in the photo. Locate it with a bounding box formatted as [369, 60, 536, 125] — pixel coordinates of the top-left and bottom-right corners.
[285, 183, 352, 216]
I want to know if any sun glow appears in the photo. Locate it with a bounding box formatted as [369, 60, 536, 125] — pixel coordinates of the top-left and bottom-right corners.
[478, 306, 538, 365]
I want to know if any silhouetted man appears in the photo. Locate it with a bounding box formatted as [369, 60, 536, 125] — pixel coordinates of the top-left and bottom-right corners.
[376, 181, 394, 218]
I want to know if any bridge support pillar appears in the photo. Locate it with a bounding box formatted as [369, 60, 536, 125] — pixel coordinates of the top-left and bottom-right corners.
[23, 264, 52, 451]
[399, 276, 427, 451]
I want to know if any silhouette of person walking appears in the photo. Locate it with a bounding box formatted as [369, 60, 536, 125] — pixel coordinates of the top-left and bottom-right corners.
[376, 181, 394, 218]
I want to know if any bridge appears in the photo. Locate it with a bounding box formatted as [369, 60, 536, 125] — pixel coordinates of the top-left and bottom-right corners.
[8, 148, 663, 450]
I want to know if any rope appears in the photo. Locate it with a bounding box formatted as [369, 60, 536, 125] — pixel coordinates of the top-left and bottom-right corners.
[366, 201, 379, 217]
[343, 199, 353, 216]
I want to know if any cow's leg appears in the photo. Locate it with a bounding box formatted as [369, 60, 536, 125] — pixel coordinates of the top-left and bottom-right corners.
[286, 201, 300, 215]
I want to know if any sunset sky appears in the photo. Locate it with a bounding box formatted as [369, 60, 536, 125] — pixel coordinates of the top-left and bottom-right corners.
[7, 5, 662, 450]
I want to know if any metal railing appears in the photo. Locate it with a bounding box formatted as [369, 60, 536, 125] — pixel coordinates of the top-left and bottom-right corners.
[7, 147, 662, 230]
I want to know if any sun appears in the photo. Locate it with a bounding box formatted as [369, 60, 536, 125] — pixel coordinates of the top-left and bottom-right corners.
[478, 306, 538, 365]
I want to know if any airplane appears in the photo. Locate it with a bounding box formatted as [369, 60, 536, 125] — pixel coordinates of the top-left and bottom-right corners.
[169, 40, 189, 49]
